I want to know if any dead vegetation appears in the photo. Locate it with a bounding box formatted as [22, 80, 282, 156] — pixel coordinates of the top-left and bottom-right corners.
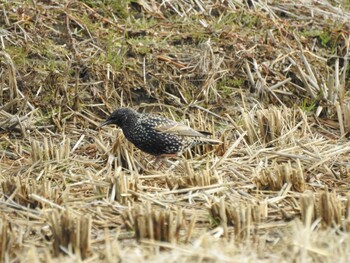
[1, 0, 350, 262]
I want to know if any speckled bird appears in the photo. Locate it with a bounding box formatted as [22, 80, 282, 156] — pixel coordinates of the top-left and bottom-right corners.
[98, 108, 221, 157]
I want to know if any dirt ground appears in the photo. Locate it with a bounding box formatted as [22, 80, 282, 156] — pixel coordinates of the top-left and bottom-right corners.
[1, 0, 350, 262]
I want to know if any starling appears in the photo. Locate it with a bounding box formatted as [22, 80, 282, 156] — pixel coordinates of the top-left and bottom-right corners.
[98, 108, 221, 157]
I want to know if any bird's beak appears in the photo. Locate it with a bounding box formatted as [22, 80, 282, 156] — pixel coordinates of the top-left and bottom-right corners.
[97, 119, 112, 129]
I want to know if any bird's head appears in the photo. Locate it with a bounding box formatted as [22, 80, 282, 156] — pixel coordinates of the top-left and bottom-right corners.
[98, 108, 139, 129]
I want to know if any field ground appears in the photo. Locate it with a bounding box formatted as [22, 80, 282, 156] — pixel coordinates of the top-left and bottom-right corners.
[1, 0, 350, 262]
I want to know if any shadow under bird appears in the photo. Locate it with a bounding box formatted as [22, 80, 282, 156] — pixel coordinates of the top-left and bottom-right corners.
[98, 108, 221, 157]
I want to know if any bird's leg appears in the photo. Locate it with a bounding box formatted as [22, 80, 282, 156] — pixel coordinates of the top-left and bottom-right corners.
[149, 154, 178, 170]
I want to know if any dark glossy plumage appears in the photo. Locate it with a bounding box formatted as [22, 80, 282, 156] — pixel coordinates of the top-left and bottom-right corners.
[98, 108, 220, 156]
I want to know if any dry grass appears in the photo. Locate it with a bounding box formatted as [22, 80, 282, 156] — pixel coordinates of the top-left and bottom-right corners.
[1, 0, 350, 262]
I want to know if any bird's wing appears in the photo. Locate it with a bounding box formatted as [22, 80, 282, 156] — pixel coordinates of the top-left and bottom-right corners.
[154, 122, 208, 137]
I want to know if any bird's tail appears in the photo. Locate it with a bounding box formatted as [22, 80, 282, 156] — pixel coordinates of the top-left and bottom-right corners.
[195, 137, 222, 145]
